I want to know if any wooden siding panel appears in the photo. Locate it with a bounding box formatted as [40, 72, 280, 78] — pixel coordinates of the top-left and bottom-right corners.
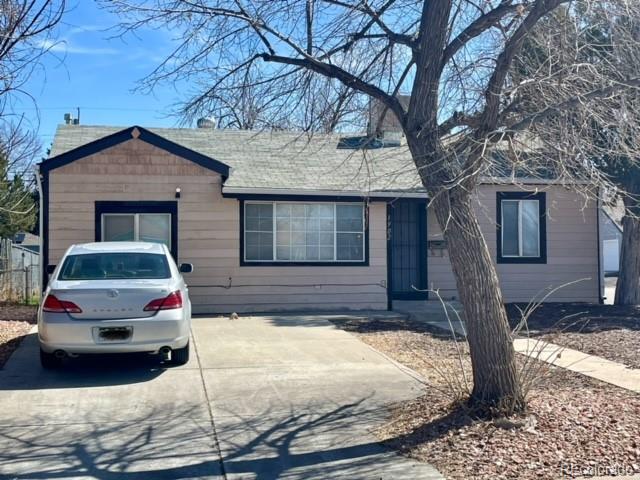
[48, 138, 389, 313]
[426, 185, 599, 303]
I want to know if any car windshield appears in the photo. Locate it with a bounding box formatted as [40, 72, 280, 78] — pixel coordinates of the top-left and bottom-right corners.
[58, 253, 171, 280]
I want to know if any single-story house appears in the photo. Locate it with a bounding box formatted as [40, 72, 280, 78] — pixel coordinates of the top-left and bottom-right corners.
[37, 124, 603, 314]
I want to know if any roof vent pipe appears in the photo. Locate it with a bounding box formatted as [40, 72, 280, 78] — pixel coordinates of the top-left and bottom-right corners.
[63, 113, 79, 125]
[196, 117, 216, 129]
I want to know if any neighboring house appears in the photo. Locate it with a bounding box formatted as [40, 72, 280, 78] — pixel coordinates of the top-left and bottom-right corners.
[601, 200, 624, 275]
[0, 234, 40, 300]
[13, 232, 40, 254]
[37, 124, 602, 314]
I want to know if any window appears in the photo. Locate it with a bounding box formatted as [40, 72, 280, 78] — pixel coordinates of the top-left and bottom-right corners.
[59, 253, 171, 280]
[102, 213, 172, 249]
[95, 201, 178, 260]
[497, 192, 546, 264]
[243, 201, 366, 264]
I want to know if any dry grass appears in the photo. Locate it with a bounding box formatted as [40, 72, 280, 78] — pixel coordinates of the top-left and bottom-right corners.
[330, 316, 640, 479]
[0, 303, 36, 368]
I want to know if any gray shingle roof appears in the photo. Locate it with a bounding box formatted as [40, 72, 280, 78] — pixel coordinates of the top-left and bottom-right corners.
[48, 124, 424, 194]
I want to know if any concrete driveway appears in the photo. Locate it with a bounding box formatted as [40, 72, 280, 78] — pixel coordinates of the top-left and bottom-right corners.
[0, 314, 441, 479]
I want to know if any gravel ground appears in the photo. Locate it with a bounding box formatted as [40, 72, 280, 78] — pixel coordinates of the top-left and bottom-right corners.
[506, 303, 640, 369]
[0, 304, 37, 368]
[330, 316, 640, 480]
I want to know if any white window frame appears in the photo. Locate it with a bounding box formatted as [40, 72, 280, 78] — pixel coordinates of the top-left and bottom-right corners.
[500, 199, 540, 258]
[101, 213, 172, 249]
[243, 201, 366, 263]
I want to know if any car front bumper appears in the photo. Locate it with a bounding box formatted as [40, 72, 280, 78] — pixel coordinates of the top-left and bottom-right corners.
[38, 312, 190, 354]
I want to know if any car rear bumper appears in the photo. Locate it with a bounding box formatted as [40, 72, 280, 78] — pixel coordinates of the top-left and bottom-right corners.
[38, 314, 190, 354]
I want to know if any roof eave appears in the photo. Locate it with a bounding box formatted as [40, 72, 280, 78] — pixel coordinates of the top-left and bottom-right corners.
[221, 186, 428, 200]
[41, 125, 231, 178]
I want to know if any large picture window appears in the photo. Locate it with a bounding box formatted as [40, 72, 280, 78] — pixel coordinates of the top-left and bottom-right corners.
[243, 201, 367, 264]
[497, 192, 546, 264]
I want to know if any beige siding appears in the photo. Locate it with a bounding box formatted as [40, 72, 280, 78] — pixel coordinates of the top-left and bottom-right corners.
[48, 138, 388, 313]
[47, 136, 599, 311]
[427, 185, 600, 303]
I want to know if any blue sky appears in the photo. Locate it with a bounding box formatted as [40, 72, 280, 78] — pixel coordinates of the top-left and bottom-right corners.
[18, 1, 186, 156]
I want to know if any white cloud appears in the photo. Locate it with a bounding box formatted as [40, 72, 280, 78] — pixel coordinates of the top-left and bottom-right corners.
[39, 38, 119, 55]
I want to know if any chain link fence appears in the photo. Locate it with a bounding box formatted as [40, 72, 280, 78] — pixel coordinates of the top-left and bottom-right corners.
[0, 238, 40, 304]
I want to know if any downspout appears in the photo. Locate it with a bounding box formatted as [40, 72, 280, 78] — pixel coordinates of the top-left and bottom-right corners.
[597, 191, 604, 304]
[35, 164, 44, 294]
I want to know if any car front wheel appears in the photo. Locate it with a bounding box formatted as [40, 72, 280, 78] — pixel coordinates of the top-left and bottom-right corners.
[171, 342, 189, 365]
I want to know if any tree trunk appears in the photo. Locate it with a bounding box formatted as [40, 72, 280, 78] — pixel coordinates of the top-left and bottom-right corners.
[614, 213, 640, 305]
[431, 190, 525, 415]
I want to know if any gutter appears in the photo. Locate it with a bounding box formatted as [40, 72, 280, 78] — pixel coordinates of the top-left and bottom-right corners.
[35, 164, 44, 292]
[221, 187, 429, 199]
[222, 178, 590, 199]
[597, 193, 604, 304]
[478, 177, 591, 185]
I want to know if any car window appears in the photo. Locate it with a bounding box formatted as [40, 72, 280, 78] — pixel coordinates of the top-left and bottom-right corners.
[59, 253, 171, 280]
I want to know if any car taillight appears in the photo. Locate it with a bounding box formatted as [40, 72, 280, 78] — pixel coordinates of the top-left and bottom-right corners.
[143, 291, 183, 311]
[42, 294, 83, 314]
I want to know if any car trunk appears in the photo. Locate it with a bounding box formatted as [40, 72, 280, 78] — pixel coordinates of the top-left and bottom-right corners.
[50, 280, 174, 320]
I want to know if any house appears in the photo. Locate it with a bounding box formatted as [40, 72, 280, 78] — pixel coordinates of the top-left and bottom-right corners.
[37, 124, 602, 314]
[13, 232, 40, 254]
[0, 234, 40, 301]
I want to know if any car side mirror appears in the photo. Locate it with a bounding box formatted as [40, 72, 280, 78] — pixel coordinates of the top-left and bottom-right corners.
[179, 263, 193, 273]
[46, 264, 56, 275]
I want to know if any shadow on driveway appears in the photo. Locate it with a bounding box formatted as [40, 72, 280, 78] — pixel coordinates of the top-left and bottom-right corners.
[0, 333, 166, 390]
[0, 398, 441, 480]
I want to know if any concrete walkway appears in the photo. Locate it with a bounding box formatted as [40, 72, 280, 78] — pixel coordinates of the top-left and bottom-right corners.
[514, 338, 640, 393]
[393, 300, 467, 337]
[0, 315, 442, 480]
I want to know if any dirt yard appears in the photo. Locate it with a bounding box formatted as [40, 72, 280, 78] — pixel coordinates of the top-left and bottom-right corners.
[506, 303, 640, 369]
[330, 314, 640, 480]
[0, 304, 37, 368]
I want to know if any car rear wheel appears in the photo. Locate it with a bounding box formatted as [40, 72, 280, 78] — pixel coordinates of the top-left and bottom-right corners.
[171, 342, 189, 365]
[40, 348, 62, 369]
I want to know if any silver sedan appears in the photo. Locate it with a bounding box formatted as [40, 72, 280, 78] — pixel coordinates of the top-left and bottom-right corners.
[38, 242, 193, 368]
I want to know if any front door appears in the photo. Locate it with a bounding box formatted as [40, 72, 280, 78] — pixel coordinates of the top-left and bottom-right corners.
[388, 199, 428, 301]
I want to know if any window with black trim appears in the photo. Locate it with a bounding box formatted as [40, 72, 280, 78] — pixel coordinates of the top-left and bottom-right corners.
[242, 201, 366, 264]
[102, 213, 171, 248]
[497, 192, 547, 264]
[95, 201, 178, 260]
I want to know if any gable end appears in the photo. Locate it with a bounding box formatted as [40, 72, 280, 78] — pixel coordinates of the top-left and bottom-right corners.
[40, 125, 231, 179]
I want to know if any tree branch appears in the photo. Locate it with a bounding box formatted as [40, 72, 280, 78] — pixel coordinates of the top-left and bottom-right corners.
[482, 0, 570, 130]
[505, 78, 640, 133]
[441, 2, 522, 69]
[259, 52, 407, 126]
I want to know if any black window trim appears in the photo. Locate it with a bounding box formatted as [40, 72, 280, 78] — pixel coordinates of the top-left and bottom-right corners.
[95, 201, 178, 260]
[496, 191, 547, 264]
[239, 199, 370, 267]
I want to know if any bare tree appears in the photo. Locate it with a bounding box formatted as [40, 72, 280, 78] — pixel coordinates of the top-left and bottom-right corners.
[0, 0, 65, 114]
[184, 66, 368, 131]
[107, 0, 640, 415]
[0, 118, 39, 237]
[509, 2, 640, 304]
[0, 0, 65, 237]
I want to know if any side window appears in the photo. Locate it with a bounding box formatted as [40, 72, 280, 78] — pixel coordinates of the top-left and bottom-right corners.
[497, 193, 546, 264]
[102, 213, 171, 249]
[95, 202, 178, 260]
